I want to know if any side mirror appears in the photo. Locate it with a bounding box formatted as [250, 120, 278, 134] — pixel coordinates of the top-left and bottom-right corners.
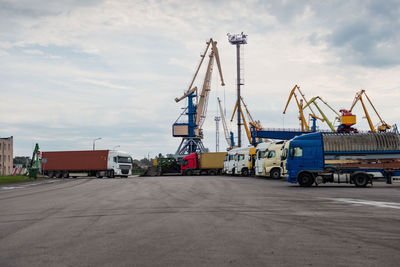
[289, 148, 295, 158]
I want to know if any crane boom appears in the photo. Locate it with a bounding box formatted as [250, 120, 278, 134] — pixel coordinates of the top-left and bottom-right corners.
[283, 85, 317, 131]
[217, 97, 233, 148]
[303, 96, 338, 132]
[175, 87, 197, 103]
[231, 97, 252, 144]
[195, 39, 225, 130]
[349, 89, 391, 132]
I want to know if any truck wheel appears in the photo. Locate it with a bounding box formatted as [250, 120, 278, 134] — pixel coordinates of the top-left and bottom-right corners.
[96, 171, 103, 178]
[48, 171, 54, 178]
[186, 170, 193, 176]
[241, 168, 249, 176]
[108, 170, 115, 178]
[63, 172, 69, 178]
[353, 173, 369, 187]
[231, 169, 235, 176]
[56, 171, 63, 179]
[270, 168, 281, 179]
[208, 170, 217, 176]
[298, 172, 314, 187]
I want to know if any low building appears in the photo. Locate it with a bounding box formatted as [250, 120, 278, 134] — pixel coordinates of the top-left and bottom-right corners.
[0, 136, 13, 175]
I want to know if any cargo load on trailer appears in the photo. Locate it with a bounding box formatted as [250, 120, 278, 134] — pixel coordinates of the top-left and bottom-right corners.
[286, 132, 400, 187]
[42, 150, 132, 178]
[181, 152, 227, 175]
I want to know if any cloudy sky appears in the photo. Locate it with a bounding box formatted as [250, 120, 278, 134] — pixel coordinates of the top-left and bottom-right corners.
[1, 0, 400, 159]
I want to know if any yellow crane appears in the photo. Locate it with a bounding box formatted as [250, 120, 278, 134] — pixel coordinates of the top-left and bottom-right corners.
[230, 97, 259, 145]
[283, 85, 316, 131]
[303, 96, 340, 132]
[349, 89, 391, 132]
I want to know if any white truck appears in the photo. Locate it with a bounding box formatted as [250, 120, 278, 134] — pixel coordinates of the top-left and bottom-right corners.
[42, 150, 133, 178]
[224, 148, 240, 175]
[254, 142, 271, 176]
[262, 141, 287, 179]
[234, 147, 251, 176]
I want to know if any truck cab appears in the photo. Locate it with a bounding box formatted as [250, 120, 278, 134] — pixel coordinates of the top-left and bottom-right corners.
[108, 151, 133, 177]
[181, 153, 198, 175]
[225, 148, 239, 175]
[254, 142, 270, 176]
[262, 141, 285, 179]
[234, 147, 251, 176]
[286, 133, 325, 184]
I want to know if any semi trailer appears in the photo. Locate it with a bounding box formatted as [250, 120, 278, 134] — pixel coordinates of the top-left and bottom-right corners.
[42, 150, 132, 178]
[181, 152, 227, 175]
[286, 132, 400, 187]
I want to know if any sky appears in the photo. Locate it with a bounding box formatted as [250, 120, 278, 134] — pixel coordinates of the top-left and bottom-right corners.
[1, 0, 400, 159]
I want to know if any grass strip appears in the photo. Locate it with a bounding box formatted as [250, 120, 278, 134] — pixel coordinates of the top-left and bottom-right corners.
[0, 175, 47, 184]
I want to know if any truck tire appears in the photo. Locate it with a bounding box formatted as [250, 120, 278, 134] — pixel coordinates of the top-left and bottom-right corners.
[48, 171, 55, 178]
[241, 168, 249, 176]
[186, 170, 193, 176]
[63, 172, 69, 178]
[353, 173, 369, 187]
[231, 169, 235, 176]
[56, 171, 63, 179]
[96, 171, 103, 178]
[108, 170, 115, 178]
[270, 168, 281, 179]
[298, 172, 314, 187]
[208, 170, 217, 176]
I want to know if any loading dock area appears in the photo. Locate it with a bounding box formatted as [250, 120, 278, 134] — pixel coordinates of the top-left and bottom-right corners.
[1, 176, 400, 266]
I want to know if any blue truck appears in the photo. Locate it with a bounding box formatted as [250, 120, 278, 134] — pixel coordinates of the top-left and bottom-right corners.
[286, 132, 400, 187]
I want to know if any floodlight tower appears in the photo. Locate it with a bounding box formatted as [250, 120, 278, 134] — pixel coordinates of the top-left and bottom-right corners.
[227, 32, 247, 147]
[214, 116, 221, 152]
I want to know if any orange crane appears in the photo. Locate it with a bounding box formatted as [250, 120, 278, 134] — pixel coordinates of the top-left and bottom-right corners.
[349, 89, 391, 133]
[283, 85, 316, 131]
[230, 97, 260, 145]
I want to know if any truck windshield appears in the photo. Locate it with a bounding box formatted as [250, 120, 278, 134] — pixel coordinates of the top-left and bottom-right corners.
[259, 150, 268, 159]
[290, 147, 303, 157]
[117, 156, 132, 163]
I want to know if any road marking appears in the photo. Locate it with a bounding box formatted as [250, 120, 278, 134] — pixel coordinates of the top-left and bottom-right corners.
[0, 180, 59, 191]
[327, 198, 400, 210]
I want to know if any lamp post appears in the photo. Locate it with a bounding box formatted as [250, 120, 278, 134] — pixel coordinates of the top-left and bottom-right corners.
[93, 137, 102, 150]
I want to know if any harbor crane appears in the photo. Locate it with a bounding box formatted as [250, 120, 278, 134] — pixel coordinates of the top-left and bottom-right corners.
[173, 38, 225, 158]
[217, 97, 234, 149]
[283, 85, 316, 132]
[349, 89, 391, 133]
[230, 97, 261, 145]
[303, 96, 341, 132]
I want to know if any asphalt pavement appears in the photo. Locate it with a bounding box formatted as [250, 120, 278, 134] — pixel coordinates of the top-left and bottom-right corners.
[1, 176, 400, 266]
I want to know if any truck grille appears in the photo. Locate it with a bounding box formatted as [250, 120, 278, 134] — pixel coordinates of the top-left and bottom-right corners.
[120, 165, 131, 175]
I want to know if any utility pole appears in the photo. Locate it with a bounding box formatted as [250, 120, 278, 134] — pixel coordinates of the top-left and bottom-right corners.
[93, 137, 102, 150]
[228, 32, 247, 147]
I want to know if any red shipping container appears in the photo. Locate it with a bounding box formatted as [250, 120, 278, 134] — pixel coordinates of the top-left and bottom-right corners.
[42, 150, 109, 171]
